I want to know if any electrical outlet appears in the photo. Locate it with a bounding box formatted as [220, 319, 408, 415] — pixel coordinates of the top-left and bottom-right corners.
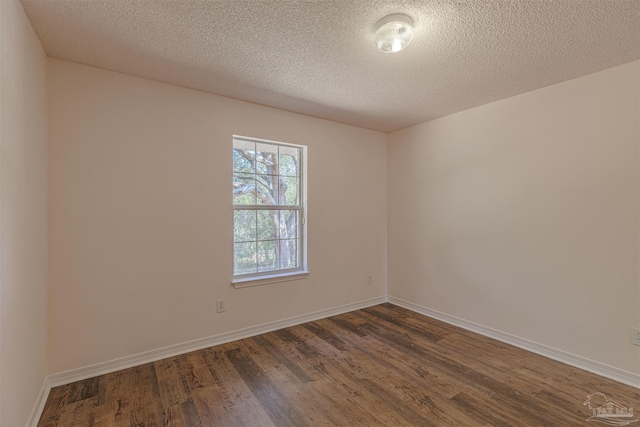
[217, 299, 226, 313]
[632, 328, 640, 346]
[367, 274, 373, 285]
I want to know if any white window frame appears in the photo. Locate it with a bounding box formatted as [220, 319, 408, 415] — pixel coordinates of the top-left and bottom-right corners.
[231, 135, 308, 288]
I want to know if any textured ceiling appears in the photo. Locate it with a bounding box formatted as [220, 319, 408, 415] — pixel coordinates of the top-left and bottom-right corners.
[21, 0, 640, 132]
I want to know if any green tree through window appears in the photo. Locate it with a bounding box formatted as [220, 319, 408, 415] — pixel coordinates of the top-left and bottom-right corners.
[233, 137, 304, 278]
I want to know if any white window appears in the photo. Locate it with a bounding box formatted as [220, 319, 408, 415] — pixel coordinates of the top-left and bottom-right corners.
[232, 136, 307, 285]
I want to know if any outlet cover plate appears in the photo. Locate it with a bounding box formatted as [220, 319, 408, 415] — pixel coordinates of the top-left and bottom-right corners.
[217, 299, 226, 313]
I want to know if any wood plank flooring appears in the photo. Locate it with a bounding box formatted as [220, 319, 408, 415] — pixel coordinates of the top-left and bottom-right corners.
[38, 303, 640, 426]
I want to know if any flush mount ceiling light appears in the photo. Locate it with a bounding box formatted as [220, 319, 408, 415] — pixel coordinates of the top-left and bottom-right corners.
[374, 13, 414, 53]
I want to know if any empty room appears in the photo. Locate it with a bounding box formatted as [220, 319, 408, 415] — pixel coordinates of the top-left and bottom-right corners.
[1, 0, 639, 425]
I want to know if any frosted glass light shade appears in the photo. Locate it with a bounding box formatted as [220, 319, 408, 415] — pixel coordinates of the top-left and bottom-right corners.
[374, 14, 414, 53]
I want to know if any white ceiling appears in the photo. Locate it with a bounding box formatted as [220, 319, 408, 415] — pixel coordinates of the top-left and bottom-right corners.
[21, 0, 640, 133]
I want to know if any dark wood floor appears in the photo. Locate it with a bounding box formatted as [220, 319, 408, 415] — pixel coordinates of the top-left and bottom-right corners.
[38, 303, 640, 426]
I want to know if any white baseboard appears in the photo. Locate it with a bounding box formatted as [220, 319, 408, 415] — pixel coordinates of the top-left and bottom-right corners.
[47, 295, 387, 389]
[26, 377, 51, 427]
[387, 296, 640, 389]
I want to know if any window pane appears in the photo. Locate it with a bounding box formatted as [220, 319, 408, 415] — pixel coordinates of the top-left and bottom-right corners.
[233, 173, 257, 205]
[255, 143, 278, 175]
[234, 210, 256, 242]
[233, 142, 256, 174]
[279, 239, 297, 269]
[255, 173, 277, 205]
[234, 242, 257, 275]
[233, 137, 304, 279]
[257, 240, 278, 272]
[278, 210, 297, 239]
[279, 146, 299, 177]
[281, 176, 298, 205]
[257, 210, 277, 241]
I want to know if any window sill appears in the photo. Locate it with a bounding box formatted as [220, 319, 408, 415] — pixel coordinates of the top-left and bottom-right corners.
[232, 271, 310, 289]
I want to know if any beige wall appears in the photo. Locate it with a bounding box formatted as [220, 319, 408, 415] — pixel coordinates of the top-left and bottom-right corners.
[0, 1, 49, 425]
[388, 61, 640, 375]
[47, 59, 387, 374]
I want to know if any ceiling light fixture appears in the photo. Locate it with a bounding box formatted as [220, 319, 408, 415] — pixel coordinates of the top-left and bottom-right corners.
[374, 13, 414, 53]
